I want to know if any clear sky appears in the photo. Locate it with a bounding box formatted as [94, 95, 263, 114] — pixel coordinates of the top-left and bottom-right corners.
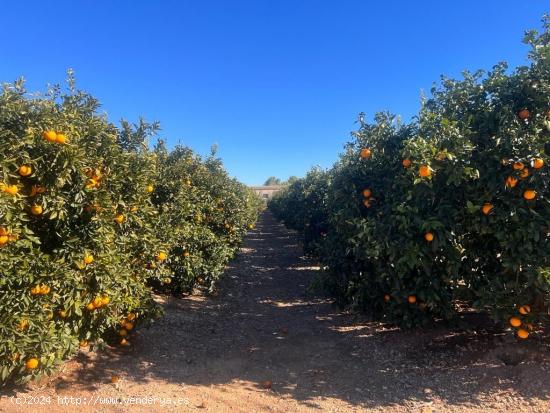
[1, 1, 547, 185]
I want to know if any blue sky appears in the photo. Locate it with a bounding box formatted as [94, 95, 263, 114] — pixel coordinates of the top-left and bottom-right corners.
[1, 1, 547, 185]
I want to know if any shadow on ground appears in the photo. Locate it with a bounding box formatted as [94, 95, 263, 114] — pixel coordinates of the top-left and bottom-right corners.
[36, 212, 550, 410]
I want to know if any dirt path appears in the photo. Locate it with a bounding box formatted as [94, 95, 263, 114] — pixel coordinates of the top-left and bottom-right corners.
[2, 211, 550, 412]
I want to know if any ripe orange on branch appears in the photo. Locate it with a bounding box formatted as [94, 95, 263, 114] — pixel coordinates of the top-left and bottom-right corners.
[360, 148, 372, 159]
[532, 158, 544, 169]
[18, 165, 32, 177]
[505, 176, 518, 188]
[42, 130, 57, 142]
[513, 162, 525, 171]
[517, 329, 529, 339]
[30, 205, 43, 216]
[481, 203, 493, 215]
[25, 358, 39, 370]
[156, 251, 167, 261]
[55, 133, 67, 144]
[419, 165, 431, 177]
[518, 109, 530, 120]
[3, 185, 18, 195]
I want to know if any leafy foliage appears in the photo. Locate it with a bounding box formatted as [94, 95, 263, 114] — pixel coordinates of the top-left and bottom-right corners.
[270, 19, 550, 333]
[0, 76, 261, 385]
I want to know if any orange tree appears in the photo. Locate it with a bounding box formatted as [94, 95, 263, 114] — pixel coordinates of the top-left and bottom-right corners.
[269, 18, 549, 334]
[0, 75, 171, 384]
[149, 143, 261, 293]
[0, 75, 259, 385]
[269, 167, 331, 254]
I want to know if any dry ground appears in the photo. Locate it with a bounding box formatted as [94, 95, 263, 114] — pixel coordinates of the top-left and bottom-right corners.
[1, 211, 549, 412]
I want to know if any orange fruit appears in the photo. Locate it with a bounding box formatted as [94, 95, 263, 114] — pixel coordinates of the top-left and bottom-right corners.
[517, 109, 530, 120]
[532, 158, 544, 169]
[124, 322, 134, 331]
[183, 251, 190, 257]
[4, 185, 18, 195]
[25, 358, 39, 370]
[360, 148, 371, 159]
[481, 203, 493, 215]
[58, 310, 67, 318]
[424, 232, 434, 242]
[84, 254, 94, 265]
[18, 165, 32, 177]
[0, 235, 8, 246]
[523, 190, 536, 200]
[114, 214, 125, 224]
[407, 295, 417, 304]
[362, 189, 372, 198]
[85, 178, 98, 189]
[519, 168, 529, 179]
[30, 205, 43, 216]
[127, 312, 136, 321]
[93, 296, 103, 308]
[517, 328, 529, 339]
[383, 294, 391, 302]
[101, 296, 110, 306]
[402, 159, 411, 168]
[146, 185, 154, 193]
[55, 133, 67, 144]
[39, 285, 50, 295]
[509, 317, 522, 328]
[120, 338, 130, 346]
[30, 285, 41, 295]
[86, 302, 95, 311]
[79, 340, 89, 348]
[156, 251, 167, 261]
[513, 162, 525, 171]
[505, 176, 518, 188]
[42, 130, 57, 142]
[419, 165, 431, 178]
[119, 328, 128, 337]
[0, 227, 7, 236]
[518, 305, 531, 315]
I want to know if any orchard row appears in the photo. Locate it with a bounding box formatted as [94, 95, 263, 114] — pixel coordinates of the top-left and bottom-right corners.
[270, 20, 549, 337]
[0, 76, 262, 384]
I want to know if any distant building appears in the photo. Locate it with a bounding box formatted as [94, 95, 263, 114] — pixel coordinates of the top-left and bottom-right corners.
[250, 185, 282, 200]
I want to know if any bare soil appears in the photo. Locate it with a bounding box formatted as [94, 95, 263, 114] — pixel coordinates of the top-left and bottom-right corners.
[1, 211, 549, 412]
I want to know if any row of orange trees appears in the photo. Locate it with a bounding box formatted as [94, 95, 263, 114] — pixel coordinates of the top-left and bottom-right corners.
[270, 19, 549, 336]
[0, 75, 262, 384]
